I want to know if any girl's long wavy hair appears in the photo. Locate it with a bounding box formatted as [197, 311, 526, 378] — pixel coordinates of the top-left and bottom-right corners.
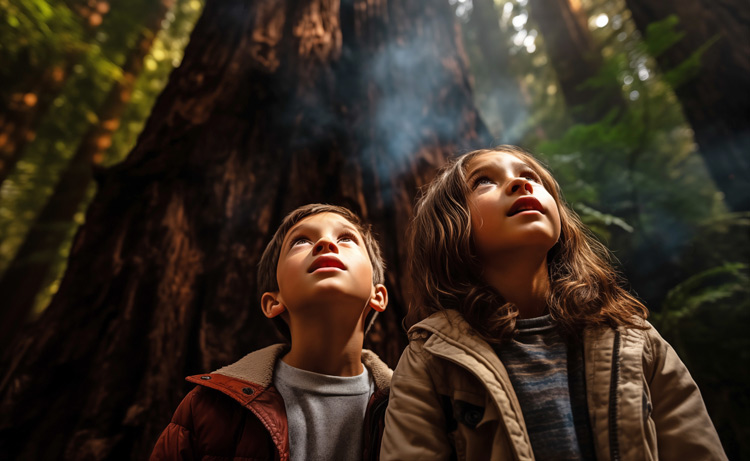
[406, 146, 648, 343]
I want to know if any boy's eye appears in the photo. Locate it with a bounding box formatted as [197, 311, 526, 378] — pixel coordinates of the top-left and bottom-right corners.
[291, 236, 311, 246]
[338, 232, 358, 244]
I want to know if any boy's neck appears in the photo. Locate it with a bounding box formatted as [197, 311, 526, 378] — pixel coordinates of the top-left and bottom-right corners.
[283, 310, 367, 377]
[482, 249, 550, 319]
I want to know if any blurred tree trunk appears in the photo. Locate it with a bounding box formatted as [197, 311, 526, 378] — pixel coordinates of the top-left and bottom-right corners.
[527, 0, 624, 123]
[0, 0, 108, 187]
[0, 0, 172, 351]
[624, 0, 750, 212]
[0, 0, 489, 459]
[466, 0, 527, 140]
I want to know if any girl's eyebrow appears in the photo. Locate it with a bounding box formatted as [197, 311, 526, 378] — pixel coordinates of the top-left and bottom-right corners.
[466, 166, 490, 182]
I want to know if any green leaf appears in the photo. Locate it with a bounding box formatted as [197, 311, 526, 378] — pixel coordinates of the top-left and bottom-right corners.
[643, 15, 684, 58]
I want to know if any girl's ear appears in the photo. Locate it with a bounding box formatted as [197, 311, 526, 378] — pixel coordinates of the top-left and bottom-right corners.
[261, 292, 286, 318]
[368, 284, 388, 313]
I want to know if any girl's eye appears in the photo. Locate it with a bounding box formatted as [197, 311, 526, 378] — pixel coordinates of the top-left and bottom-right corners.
[471, 176, 495, 189]
[521, 170, 541, 183]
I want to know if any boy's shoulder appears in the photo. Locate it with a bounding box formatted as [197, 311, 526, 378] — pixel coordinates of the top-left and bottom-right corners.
[208, 343, 289, 387]
[158, 346, 291, 460]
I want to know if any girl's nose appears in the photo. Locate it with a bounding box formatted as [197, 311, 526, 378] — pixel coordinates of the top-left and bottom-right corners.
[508, 179, 534, 195]
[313, 238, 338, 255]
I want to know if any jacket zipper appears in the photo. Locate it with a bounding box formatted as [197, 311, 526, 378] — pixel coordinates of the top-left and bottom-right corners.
[608, 330, 621, 461]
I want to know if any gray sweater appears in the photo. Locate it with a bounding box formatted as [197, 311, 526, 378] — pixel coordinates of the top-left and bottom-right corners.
[274, 359, 375, 461]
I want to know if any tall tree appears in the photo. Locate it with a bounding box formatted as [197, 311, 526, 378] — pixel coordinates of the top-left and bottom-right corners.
[526, 0, 624, 123]
[0, 0, 489, 459]
[623, 0, 750, 212]
[0, 0, 172, 350]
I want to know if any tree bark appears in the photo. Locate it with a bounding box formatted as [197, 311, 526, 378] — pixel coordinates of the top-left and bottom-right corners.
[0, 0, 489, 459]
[527, 0, 624, 123]
[0, 1, 172, 351]
[624, 0, 750, 212]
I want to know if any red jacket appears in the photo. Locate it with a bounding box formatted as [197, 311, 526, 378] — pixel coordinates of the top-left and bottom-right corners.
[150, 344, 392, 461]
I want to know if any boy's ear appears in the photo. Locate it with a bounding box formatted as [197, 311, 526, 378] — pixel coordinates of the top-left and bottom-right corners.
[261, 292, 286, 318]
[368, 284, 388, 313]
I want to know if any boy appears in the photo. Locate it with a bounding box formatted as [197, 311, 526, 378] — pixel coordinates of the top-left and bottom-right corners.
[151, 204, 392, 461]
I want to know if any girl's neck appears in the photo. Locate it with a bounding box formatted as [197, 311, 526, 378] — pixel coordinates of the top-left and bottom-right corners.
[482, 250, 550, 319]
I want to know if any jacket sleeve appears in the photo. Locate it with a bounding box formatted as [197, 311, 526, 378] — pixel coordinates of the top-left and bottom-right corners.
[644, 326, 728, 460]
[380, 341, 453, 461]
[150, 388, 199, 461]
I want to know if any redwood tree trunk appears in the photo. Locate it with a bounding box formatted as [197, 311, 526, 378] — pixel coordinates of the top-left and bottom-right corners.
[0, 0, 171, 350]
[624, 0, 750, 212]
[0, 0, 489, 459]
[527, 0, 624, 123]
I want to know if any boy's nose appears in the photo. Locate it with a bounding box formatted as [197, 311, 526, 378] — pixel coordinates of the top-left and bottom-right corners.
[313, 238, 338, 255]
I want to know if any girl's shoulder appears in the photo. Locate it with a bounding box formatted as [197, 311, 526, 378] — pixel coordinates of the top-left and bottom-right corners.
[583, 319, 672, 365]
[404, 310, 499, 370]
[407, 309, 480, 344]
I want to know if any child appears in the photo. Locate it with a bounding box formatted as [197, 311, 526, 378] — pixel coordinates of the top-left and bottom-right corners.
[151, 204, 392, 461]
[381, 146, 726, 460]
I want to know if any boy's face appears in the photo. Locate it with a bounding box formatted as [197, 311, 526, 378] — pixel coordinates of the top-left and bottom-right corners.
[267, 212, 383, 320]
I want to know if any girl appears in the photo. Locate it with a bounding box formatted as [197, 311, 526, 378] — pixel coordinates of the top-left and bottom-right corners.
[381, 146, 726, 460]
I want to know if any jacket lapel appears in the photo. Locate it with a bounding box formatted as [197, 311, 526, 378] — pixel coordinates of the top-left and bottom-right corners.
[415, 312, 535, 461]
[584, 326, 647, 461]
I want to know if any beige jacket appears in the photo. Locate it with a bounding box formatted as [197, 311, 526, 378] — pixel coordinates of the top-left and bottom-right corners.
[381, 310, 726, 460]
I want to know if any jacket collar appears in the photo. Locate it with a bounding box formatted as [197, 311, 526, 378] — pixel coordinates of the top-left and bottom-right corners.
[409, 309, 483, 344]
[195, 343, 392, 391]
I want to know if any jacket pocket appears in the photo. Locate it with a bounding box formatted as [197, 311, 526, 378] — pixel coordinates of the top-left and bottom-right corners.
[454, 400, 485, 429]
[642, 390, 653, 422]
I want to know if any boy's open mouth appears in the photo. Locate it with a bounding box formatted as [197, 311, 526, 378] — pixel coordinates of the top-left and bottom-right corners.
[507, 197, 543, 216]
[308, 256, 346, 272]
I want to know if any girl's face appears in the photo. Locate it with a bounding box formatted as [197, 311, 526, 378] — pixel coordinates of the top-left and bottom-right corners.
[465, 151, 561, 261]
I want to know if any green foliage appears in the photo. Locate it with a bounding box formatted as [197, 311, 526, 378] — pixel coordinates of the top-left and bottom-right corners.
[642, 14, 684, 58]
[533, 16, 724, 300]
[653, 262, 749, 334]
[0, 0, 85, 66]
[0, 0, 204, 317]
[662, 35, 720, 89]
[651, 262, 750, 457]
[574, 203, 633, 241]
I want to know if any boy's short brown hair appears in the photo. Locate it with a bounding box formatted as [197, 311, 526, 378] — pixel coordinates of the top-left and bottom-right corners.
[257, 204, 386, 341]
